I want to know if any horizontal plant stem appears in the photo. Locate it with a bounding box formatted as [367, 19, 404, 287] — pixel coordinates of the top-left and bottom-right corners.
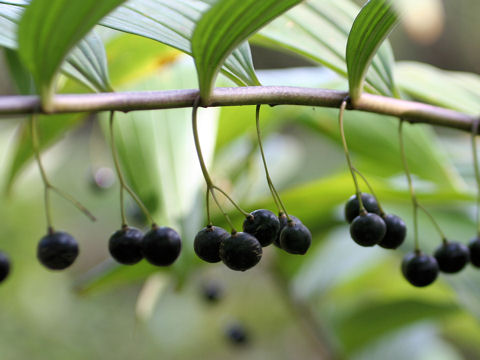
[0, 86, 476, 133]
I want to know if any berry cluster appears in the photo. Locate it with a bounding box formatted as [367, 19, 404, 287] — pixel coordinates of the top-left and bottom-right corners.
[194, 209, 311, 271]
[339, 103, 480, 288]
[192, 104, 311, 271]
[109, 224, 181, 267]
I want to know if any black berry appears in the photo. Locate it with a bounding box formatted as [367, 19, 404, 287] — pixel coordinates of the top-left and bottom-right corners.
[142, 225, 181, 266]
[434, 241, 470, 273]
[201, 281, 223, 303]
[37, 230, 79, 270]
[219, 232, 262, 271]
[108, 226, 144, 265]
[0, 251, 10, 283]
[242, 209, 280, 247]
[225, 322, 249, 345]
[402, 251, 439, 287]
[274, 213, 301, 248]
[279, 220, 311, 255]
[344, 193, 381, 223]
[194, 226, 229, 263]
[468, 236, 480, 268]
[378, 214, 407, 249]
[349, 213, 386, 247]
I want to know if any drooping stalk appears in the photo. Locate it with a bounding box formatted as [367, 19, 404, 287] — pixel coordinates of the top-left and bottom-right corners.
[339, 99, 365, 211]
[31, 114, 96, 232]
[399, 120, 447, 250]
[109, 111, 155, 226]
[471, 119, 480, 236]
[191, 97, 249, 231]
[352, 167, 385, 215]
[255, 105, 290, 219]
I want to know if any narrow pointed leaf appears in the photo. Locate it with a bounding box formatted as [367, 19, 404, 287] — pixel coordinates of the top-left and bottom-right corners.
[17, 0, 125, 105]
[346, 0, 400, 103]
[254, 0, 397, 96]
[100, 0, 259, 87]
[191, 0, 302, 100]
[0, 3, 113, 92]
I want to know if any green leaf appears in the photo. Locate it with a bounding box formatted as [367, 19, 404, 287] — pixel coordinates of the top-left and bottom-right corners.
[17, 0, 125, 105]
[396, 61, 480, 115]
[336, 299, 459, 353]
[346, 0, 400, 102]
[80, 59, 219, 293]
[0, 3, 113, 93]
[253, 0, 397, 96]
[101, 0, 259, 87]
[191, 0, 301, 100]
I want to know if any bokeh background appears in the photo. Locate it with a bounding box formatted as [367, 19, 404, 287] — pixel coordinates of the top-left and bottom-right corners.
[0, 0, 479, 359]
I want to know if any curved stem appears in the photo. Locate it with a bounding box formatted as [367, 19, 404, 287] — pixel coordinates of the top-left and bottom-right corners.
[192, 97, 214, 188]
[192, 97, 248, 224]
[211, 185, 249, 217]
[109, 111, 155, 226]
[205, 188, 212, 226]
[31, 114, 95, 229]
[255, 105, 289, 218]
[209, 188, 236, 233]
[31, 115, 53, 229]
[417, 203, 447, 242]
[339, 99, 364, 211]
[352, 167, 385, 215]
[399, 120, 420, 250]
[471, 119, 480, 236]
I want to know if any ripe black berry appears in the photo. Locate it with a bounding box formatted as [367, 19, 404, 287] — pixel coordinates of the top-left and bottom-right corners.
[242, 209, 280, 247]
[201, 281, 223, 303]
[219, 232, 262, 271]
[37, 230, 79, 270]
[349, 213, 386, 247]
[378, 214, 407, 249]
[279, 220, 311, 255]
[274, 213, 301, 248]
[194, 226, 229, 263]
[108, 226, 144, 265]
[0, 251, 10, 283]
[434, 241, 470, 273]
[225, 322, 249, 345]
[468, 236, 480, 268]
[142, 225, 181, 266]
[344, 193, 381, 223]
[402, 251, 439, 287]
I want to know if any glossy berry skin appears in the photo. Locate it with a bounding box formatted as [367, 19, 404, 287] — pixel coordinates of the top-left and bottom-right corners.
[142, 226, 181, 266]
[279, 221, 311, 255]
[274, 214, 301, 248]
[37, 231, 79, 270]
[468, 237, 480, 268]
[434, 241, 470, 273]
[109, 226, 144, 265]
[402, 251, 439, 287]
[344, 193, 381, 223]
[225, 323, 249, 345]
[242, 209, 280, 247]
[194, 226, 229, 263]
[349, 213, 386, 247]
[219, 232, 262, 271]
[378, 214, 407, 249]
[0, 252, 10, 283]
